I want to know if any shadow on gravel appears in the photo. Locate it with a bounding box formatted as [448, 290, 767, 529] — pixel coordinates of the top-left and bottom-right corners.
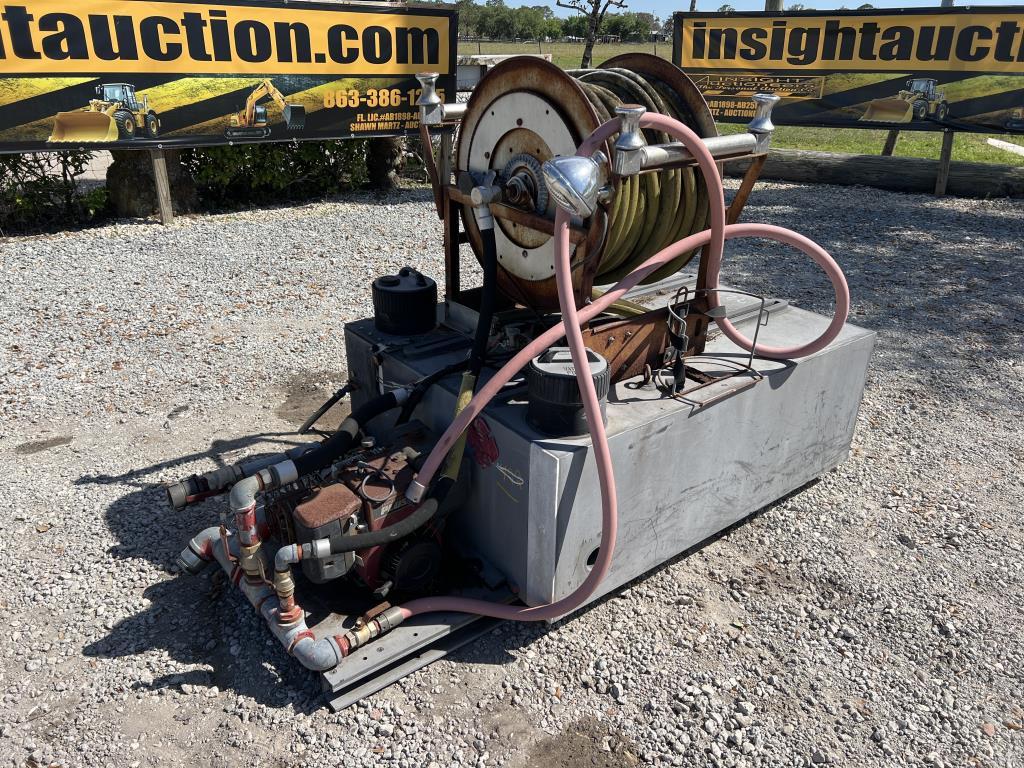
[80, 432, 328, 711]
[730, 186, 1024, 410]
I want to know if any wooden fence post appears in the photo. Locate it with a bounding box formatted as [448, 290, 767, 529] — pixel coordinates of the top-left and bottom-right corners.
[934, 131, 955, 196]
[881, 130, 900, 156]
[150, 149, 174, 225]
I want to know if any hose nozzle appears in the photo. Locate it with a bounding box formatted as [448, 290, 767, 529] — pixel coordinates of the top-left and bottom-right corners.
[612, 104, 647, 177]
[542, 151, 611, 218]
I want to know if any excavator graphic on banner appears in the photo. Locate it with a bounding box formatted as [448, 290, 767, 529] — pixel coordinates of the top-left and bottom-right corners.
[226, 79, 307, 140]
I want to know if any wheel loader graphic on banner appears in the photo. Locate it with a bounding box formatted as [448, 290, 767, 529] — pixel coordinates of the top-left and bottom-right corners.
[861, 78, 950, 124]
[49, 83, 159, 143]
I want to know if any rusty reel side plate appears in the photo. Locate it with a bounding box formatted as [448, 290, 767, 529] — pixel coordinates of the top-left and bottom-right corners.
[456, 57, 608, 311]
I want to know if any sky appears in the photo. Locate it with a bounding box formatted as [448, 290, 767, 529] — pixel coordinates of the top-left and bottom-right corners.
[524, 0, 1019, 21]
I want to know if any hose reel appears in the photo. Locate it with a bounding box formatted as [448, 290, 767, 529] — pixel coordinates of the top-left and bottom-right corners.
[455, 54, 717, 310]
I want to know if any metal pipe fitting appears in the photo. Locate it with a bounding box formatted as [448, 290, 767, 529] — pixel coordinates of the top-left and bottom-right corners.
[612, 104, 647, 177]
[416, 72, 464, 125]
[175, 525, 222, 574]
[406, 479, 427, 504]
[260, 599, 345, 671]
[416, 72, 443, 125]
[470, 170, 500, 230]
[339, 606, 406, 655]
[228, 459, 299, 582]
[470, 183, 502, 208]
[632, 93, 780, 173]
[640, 133, 758, 169]
[747, 92, 780, 154]
[166, 442, 316, 510]
[542, 150, 612, 218]
[238, 541, 264, 583]
[747, 92, 780, 135]
[200, 527, 345, 672]
[440, 103, 467, 123]
[273, 543, 302, 622]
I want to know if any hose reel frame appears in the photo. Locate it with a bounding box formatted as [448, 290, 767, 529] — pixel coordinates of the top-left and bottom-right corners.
[455, 54, 718, 312]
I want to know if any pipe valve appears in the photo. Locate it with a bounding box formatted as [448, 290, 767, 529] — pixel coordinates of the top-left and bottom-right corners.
[612, 104, 647, 177]
[747, 93, 780, 154]
[416, 72, 443, 125]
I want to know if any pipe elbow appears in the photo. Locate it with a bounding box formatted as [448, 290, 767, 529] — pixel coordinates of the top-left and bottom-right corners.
[274, 543, 300, 573]
[291, 635, 343, 672]
[259, 600, 342, 671]
[176, 525, 222, 574]
[229, 475, 261, 513]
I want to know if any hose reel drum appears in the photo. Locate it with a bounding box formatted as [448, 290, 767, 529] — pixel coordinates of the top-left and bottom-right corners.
[456, 55, 718, 310]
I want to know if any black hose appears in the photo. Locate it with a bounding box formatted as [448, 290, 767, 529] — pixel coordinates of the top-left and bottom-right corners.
[292, 390, 402, 477]
[298, 384, 350, 435]
[396, 358, 472, 425]
[470, 227, 498, 379]
[327, 478, 453, 553]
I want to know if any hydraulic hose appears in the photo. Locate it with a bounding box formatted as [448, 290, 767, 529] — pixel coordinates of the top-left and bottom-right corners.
[327, 494, 443, 554]
[397, 113, 849, 625]
[441, 213, 499, 483]
[470, 228, 498, 379]
[395, 358, 472, 425]
[567, 67, 709, 284]
[292, 389, 408, 478]
[577, 113, 850, 360]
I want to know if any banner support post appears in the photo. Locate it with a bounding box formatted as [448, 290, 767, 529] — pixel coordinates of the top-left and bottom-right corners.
[150, 149, 174, 226]
[934, 130, 955, 196]
[881, 130, 900, 157]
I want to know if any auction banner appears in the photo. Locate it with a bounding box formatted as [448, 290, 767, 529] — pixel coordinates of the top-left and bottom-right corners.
[0, 0, 457, 152]
[673, 7, 1024, 134]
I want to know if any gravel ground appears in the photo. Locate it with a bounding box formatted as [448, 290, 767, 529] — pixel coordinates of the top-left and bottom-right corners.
[1, 181, 1022, 768]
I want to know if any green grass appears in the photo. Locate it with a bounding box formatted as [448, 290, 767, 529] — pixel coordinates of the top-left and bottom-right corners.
[466, 40, 670, 70]
[719, 123, 1024, 166]
[462, 41, 1024, 167]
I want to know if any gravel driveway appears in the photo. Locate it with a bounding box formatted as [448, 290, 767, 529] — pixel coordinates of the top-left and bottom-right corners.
[1, 181, 1022, 768]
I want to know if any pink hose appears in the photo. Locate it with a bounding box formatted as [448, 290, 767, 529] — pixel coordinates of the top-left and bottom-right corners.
[397, 114, 849, 624]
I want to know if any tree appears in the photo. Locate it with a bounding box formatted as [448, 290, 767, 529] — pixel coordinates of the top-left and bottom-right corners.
[541, 17, 563, 40]
[556, 0, 627, 68]
[452, 0, 481, 38]
[514, 5, 549, 40]
[717, 4, 735, 12]
[477, 0, 514, 39]
[562, 14, 589, 39]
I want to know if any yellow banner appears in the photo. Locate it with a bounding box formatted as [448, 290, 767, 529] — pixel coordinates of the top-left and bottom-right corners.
[678, 11, 1024, 73]
[0, 0, 452, 75]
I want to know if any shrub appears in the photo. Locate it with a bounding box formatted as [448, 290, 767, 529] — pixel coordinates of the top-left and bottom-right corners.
[0, 151, 107, 234]
[181, 140, 369, 209]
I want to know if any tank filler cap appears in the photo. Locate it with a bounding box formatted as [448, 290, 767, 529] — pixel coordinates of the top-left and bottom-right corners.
[526, 348, 610, 437]
[371, 267, 437, 336]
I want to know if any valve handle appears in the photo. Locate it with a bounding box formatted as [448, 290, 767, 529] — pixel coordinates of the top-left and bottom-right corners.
[748, 93, 780, 135]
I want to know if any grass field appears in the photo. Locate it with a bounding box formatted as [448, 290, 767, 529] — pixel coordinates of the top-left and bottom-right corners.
[464, 41, 1024, 167]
